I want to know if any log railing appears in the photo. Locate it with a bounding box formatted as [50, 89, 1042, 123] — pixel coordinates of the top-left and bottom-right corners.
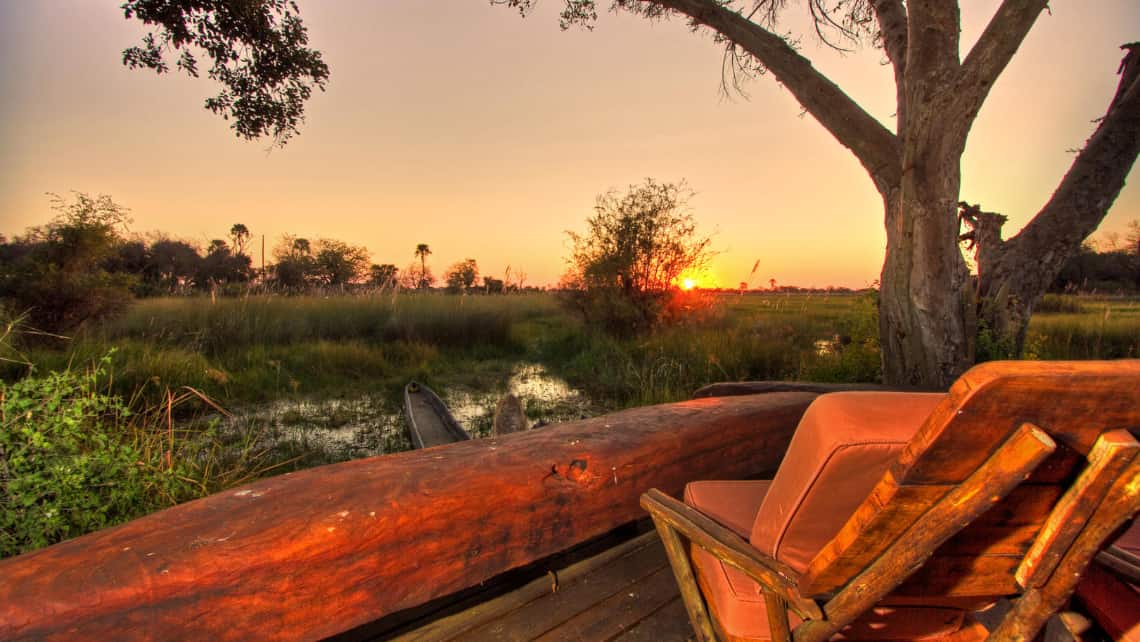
[0, 392, 816, 641]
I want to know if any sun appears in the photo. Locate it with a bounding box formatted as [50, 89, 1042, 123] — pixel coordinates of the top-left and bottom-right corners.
[681, 278, 697, 291]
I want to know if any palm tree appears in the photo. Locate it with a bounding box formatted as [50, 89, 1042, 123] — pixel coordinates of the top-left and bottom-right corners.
[229, 223, 250, 256]
[414, 243, 431, 289]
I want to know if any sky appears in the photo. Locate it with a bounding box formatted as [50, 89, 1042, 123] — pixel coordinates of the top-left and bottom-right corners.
[1, 1, 1138, 289]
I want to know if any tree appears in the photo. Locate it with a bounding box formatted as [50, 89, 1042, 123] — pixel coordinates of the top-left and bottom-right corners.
[272, 235, 315, 290]
[400, 263, 435, 290]
[563, 179, 712, 333]
[414, 243, 432, 290]
[148, 239, 202, 294]
[123, 3, 1140, 387]
[444, 259, 480, 293]
[121, 0, 328, 145]
[369, 263, 399, 289]
[537, 2, 1140, 385]
[313, 239, 370, 287]
[197, 239, 252, 289]
[229, 223, 251, 257]
[483, 276, 505, 294]
[0, 193, 136, 332]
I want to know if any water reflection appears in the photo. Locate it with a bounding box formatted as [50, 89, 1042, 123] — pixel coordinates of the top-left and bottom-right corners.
[223, 362, 597, 460]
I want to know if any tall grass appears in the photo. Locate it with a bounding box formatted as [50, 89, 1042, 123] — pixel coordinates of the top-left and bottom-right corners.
[11, 293, 561, 404]
[101, 293, 554, 352]
[1028, 298, 1140, 359]
[543, 292, 883, 406]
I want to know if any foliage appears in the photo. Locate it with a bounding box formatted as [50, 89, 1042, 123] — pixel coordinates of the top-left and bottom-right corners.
[1051, 240, 1139, 294]
[229, 223, 251, 256]
[400, 263, 435, 290]
[198, 240, 253, 289]
[313, 239, 370, 287]
[562, 179, 712, 335]
[0, 193, 136, 333]
[414, 244, 433, 289]
[484, 276, 505, 294]
[0, 356, 172, 557]
[444, 258, 480, 293]
[369, 263, 399, 289]
[121, 0, 329, 145]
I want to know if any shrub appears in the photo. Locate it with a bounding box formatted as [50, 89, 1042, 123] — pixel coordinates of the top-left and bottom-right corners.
[0, 356, 178, 557]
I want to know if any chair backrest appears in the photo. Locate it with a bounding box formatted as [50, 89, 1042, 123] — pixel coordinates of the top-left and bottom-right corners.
[798, 360, 1140, 604]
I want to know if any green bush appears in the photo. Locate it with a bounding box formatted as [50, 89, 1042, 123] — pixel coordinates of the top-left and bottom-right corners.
[0, 356, 182, 557]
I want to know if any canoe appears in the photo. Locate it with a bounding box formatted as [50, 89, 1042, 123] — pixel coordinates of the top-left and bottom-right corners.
[0, 392, 815, 640]
[404, 381, 471, 448]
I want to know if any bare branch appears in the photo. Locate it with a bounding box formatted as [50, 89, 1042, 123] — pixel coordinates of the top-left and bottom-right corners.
[1003, 44, 1140, 273]
[645, 0, 901, 190]
[957, 0, 1049, 122]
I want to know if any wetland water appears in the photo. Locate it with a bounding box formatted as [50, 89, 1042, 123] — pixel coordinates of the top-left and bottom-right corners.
[223, 363, 603, 460]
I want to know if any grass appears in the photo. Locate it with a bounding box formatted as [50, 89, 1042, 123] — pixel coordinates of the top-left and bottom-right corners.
[3, 289, 1137, 557]
[1027, 296, 1140, 360]
[8, 293, 560, 406]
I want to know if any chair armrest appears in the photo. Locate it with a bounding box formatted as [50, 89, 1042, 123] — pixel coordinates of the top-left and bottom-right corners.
[641, 488, 823, 620]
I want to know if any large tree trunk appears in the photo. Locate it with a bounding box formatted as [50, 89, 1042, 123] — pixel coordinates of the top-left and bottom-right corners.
[877, 1, 974, 389]
[880, 191, 973, 389]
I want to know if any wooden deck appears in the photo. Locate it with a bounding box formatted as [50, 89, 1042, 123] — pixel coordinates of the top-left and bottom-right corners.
[390, 531, 694, 641]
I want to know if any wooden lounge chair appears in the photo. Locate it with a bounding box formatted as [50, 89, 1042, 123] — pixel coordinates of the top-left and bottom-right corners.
[641, 360, 1140, 641]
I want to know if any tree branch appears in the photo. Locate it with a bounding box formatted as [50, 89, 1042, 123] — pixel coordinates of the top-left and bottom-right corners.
[870, 0, 907, 80]
[957, 0, 1049, 122]
[1002, 44, 1140, 273]
[646, 0, 901, 190]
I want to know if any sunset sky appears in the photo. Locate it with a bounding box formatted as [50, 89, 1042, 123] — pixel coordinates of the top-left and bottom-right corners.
[2, 1, 1138, 288]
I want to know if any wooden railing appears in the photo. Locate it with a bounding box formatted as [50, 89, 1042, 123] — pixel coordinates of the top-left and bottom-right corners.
[0, 392, 816, 641]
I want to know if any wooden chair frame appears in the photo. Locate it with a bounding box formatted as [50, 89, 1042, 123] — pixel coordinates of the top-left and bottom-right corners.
[642, 362, 1140, 642]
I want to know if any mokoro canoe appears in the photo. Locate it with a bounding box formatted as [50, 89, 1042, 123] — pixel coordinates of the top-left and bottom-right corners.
[404, 381, 471, 448]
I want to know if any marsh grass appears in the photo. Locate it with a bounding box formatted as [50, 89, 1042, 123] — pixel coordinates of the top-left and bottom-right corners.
[1028, 297, 1140, 359]
[11, 293, 561, 404]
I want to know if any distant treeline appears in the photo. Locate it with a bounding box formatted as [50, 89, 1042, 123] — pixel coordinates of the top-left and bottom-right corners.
[0, 193, 528, 333]
[1050, 239, 1140, 294]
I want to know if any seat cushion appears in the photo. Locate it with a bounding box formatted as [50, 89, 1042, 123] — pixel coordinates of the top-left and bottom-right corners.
[685, 475, 965, 640]
[750, 391, 947, 573]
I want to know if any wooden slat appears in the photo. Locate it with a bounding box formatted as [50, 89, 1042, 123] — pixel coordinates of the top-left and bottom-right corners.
[0, 393, 815, 642]
[794, 423, 1056, 642]
[894, 361, 1140, 484]
[799, 483, 949, 595]
[892, 554, 1023, 597]
[396, 531, 664, 641]
[610, 596, 693, 641]
[453, 534, 669, 641]
[532, 566, 680, 642]
[1017, 429, 1140, 589]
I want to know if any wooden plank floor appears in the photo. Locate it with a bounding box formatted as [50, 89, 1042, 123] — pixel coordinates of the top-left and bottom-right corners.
[394, 532, 695, 641]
